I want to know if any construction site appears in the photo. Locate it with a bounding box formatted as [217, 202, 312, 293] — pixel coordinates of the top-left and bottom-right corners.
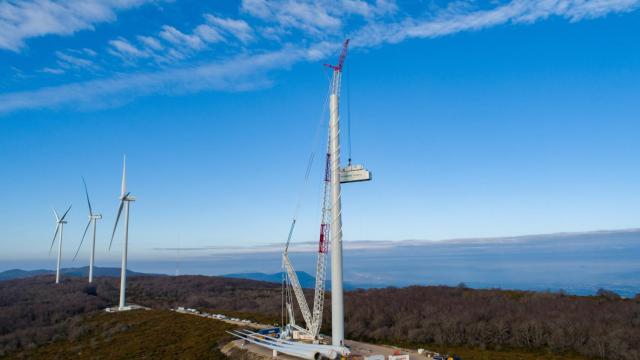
[221, 39, 445, 360]
[172, 306, 456, 360]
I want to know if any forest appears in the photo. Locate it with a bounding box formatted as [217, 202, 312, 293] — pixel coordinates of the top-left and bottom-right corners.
[1, 275, 638, 359]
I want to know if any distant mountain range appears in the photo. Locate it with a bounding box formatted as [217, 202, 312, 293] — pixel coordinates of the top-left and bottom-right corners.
[222, 271, 314, 287]
[0, 267, 374, 290]
[0, 266, 158, 281]
[221, 271, 373, 290]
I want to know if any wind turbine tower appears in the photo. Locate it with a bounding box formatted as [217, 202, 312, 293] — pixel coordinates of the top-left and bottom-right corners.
[49, 205, 72, 284]
[110, 156, 136, 310]
[326, 38, 350, 347]
[73, 177, 102, 283]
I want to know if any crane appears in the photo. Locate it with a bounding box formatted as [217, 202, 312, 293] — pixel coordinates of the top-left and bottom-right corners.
[282, 39, 366, 343]
[325, 39, 350, 73]
[282, 152, 332, 339]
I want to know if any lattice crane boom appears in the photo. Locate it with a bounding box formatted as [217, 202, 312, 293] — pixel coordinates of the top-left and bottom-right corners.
[283, 253, 313, 329]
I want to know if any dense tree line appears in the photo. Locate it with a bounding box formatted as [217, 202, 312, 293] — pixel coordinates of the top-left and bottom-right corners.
[1, 275, 638, 359]
[340, 286, 640, 359]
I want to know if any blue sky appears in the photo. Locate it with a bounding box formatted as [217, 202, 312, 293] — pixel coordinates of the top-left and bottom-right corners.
[1, 0, 640, 268]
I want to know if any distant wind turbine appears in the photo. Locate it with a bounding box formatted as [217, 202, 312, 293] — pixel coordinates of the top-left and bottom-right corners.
[109, 156, 135, 310]
[49, 204, 72, 284]
[73, 177, 102, 283]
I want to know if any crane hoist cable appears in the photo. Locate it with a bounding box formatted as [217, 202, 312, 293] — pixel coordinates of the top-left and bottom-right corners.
[284, 79, 332, 252]
[346, 57, 353, 166]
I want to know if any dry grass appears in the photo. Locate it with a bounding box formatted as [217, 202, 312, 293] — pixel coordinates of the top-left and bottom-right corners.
[427, 345, 588, 360]
[8, 309, 235, 360]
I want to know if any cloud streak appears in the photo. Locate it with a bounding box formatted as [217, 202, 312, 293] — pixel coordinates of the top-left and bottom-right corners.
[1, 0, 639, 114]
[107, 14, 250, 66]
[351, 0, 640, 47]
[0, 0, 159, 52]
[0, 42, 336, 113]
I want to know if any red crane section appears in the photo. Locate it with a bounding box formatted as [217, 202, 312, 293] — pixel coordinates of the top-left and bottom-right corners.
[319, 153, 331, 254]
[325, 39, 350, 73]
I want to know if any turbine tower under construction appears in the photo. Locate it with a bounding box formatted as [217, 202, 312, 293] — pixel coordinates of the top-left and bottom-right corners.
[230, 39, 371, 359]
[327, 39, 349, 347]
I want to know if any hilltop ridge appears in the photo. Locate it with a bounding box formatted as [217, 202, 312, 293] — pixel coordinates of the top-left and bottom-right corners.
[0, 266, 159, 281]
[1, 275, 638, 359]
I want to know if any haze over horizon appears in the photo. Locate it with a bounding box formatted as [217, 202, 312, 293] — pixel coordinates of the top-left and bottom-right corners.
[3, 228, 639, 297]
[2, 0, 640, 274]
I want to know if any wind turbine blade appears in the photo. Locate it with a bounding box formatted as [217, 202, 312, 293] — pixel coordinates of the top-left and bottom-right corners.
[109, 200, 125, 251]
[60, 204, 72, 221]
[73, 219, 92, 261]
[49, 224, 60, 255]
[121, 155, 126, 198]
[52, 208, 60, 222]
[82, 177, 93, 216]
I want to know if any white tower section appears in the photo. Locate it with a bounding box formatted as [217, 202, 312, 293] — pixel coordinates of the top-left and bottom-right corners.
[117, 157, 135, 310]
[329, 91, 345, 346]
[89, 219, 97, 283]
[56, 224, 63, 284]
[109, 156, 135, 311]
[50, 205, 71, 285]
[326, 39, 350, 348]
[119, 200, 130, 309]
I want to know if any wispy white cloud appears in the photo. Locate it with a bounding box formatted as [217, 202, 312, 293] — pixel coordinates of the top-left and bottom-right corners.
[55, 50, 98, 71]
[81, 48, 98, 57]
[351, 0, 640, 47]
[0, 0, 159, 52]
[56, 51, 92, 67]
[137, 35, 164, 50]
[204, 14, 254, 43]
[241, 0, 397, 35]
[107, 15, 245, 66]
[159, 25, 206, 50]
[109, 38, 149, 59]
[194, 24, 225, 43]
[2, 0, 639, 114]
[242, 0, 342, 34]
[0, 42, 336, 113]
[40, 67, 65, 75]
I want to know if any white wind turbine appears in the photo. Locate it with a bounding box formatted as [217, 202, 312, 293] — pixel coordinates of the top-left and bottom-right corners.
[109, 156, 135, 310]
[73, 177, 102, 283]
[49, 205, 72, 284]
